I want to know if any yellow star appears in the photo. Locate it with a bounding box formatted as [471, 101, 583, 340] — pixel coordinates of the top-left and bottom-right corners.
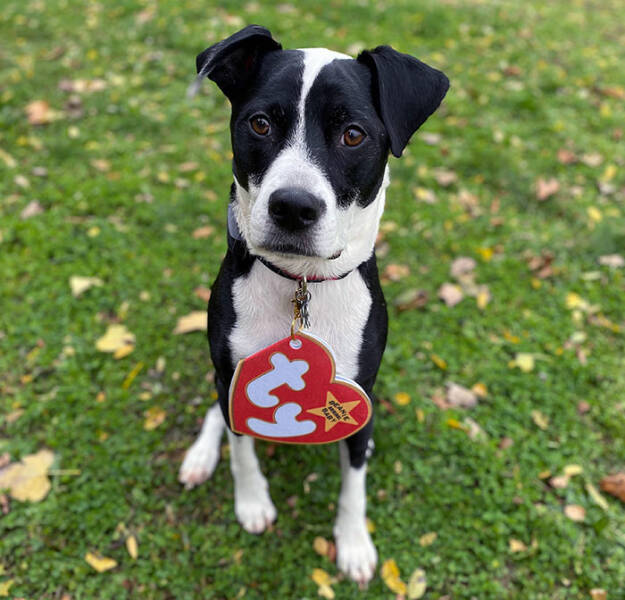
[307, 392, 360, 432]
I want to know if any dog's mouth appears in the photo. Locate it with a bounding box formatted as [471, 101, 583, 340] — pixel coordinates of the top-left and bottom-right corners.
[260, 242, 343, 261]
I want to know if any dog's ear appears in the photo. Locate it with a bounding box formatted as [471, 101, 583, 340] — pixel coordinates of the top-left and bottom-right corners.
[195, 25, 281, 100]
[357, 46, 449, 158]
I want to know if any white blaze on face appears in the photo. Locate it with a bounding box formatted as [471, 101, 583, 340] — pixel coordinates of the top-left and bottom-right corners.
[233, 48, 390, 279]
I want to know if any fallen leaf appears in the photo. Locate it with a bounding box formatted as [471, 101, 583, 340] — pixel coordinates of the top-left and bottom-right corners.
[192, 225, 215, 239]
[581, 153, 603, 167]
[531, 410, 549, 430]
[600, 472, 625, 503]
[69, 276, 103, 297]
[96, 325, 135, 353]
[0, 579, 14, 597]
[438, 282, 463, 307]
[144, 406, 166, 431]
[586, 482, 609, 511]
[90, 158, 111, 172]
[393, 288, 428, 311]
[463, 417, 486, 440]
[563, 464, 583, 477]
[511, 353, 534, 373]
[126, 535, 138, 559]
[434, 168, 457, 187]
[549, 475, 570, 489]
[313, 536, 329, 557]
[446, 383, 478, 408]
[419, 532, 437, 547]
[384, 263, 410, 281]
[471, 382, 488, 398]
[0, 449, 54, 502]
[430, 353, 447, 370]
[381, 559, 407, 595]
[590, 588, 607, 600]
[557, 148, 577, 164]
[407, 568, 427, 599]
[598, 254, 624, 268]
[564, 504, 585, 522]
[194, 286, 212, 302]
[476, 286, 491, 309]
[25, 100, 59, 125]
[509, 538, 527, 553]
[535, 177, 560, 201]
[394, 392, 411, 406]
[450, 256, 476, 279]
[317, 584, 335, 599]
[20, 200, 44, 219]
[173, 311, 207, 334]
[85, 552, 117, 572]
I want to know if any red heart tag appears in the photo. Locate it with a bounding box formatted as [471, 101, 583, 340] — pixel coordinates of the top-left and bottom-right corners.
[229, 332, 372, 444]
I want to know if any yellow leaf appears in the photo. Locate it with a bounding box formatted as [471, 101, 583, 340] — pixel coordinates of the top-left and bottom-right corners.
[590, 588, 607, 600]
[0, 449, 54, 503]
[416, 408, 425, 423]
[313, 537, 329, 557]
[587, 206, 602, 223]
[126, 535, 138, 559]
[144, 407, 166, 431]
[509, 538, 527, 553]
[311, 568, 332, 587]
[407, 568, 427, 599]
[476, 287, 491, 309]
[446, 418, 465, 430]
[513, 353, 534, 373]
[394, 392, 411, 406]
[173, 311, 207, 334]
[419, 532, 437, 547]
[366, 517, 376, 533]
[69, 276, 103, 297]
[11, 473, 50, 502]
[430, 353, 447, 370]
[586, 482, 609, 511]
[531, 410, 549, 430]
[0, 579, 14, 597]
[563, 464, 583, 477]
[113, 344, 135, 360]
[471, 382, 488, 398]
[85, 552, 117, 572]
[122, 362, 144, 389]
[318, 584, 335, 599]
[381, 559, 407, 594]
[96, 325, 135, 353]
[601, 164, 617, 182]
[476, 246, 493, 261]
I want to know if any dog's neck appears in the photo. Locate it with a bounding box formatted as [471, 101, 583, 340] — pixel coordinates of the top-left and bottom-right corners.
[229, 167, 389, 281]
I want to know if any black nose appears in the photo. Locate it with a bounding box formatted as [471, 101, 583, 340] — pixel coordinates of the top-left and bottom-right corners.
[268, 188, 325, 232]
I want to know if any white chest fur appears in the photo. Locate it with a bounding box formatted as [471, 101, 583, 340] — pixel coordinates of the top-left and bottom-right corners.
[229, 262, 372, 380]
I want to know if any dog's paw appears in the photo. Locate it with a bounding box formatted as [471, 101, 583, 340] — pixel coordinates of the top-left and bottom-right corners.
[235, 485, 277, 534]
[178, 437, 221, 489]
[334, 524, 377, 585]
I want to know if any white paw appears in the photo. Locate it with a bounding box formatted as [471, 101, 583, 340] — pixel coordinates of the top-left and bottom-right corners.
[178, 437, 221, 489]
[235, 484, 277, 534]
[334, 524, 377, 584]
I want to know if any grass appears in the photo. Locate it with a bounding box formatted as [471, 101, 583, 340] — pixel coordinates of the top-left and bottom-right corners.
[1, 0, 625, 598]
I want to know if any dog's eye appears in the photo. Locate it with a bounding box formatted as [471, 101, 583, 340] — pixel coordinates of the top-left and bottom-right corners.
[250, 115, 270, 136]
[342, 127, 366, 147]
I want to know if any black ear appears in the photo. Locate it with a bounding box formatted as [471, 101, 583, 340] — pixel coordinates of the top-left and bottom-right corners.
[195, 25, 281, 99]
[357, 46, 449, 158]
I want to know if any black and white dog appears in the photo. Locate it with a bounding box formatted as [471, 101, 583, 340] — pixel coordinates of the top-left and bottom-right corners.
[179, 25, 448, 584]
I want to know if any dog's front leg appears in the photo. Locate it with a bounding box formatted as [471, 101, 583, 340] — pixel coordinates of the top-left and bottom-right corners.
[227, 430, 277, 534]
[334, 440, 377, 584]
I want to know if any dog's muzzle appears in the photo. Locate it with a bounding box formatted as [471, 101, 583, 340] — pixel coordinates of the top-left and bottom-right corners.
[268, 187, 326, 232]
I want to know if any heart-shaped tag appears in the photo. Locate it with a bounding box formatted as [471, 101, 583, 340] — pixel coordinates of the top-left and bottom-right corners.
[228, 332, 372, 444]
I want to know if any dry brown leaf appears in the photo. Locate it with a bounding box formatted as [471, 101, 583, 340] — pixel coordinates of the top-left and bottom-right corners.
[590, 588, 607, 600]
[535, 177, 560, 201]
[25, 100, 59, 125]
[446, 383, 478, 408]
[564, 504, 585, 522]
[70, 276, 103, 297]
[96, 325, 135, 353]
[393, 288, 428, 311]
[383, 263, 410, 281]
[450, 256, 476, 279]
[313, 536, 329, 557]
[434, 168, 457, 187]
[85, 552, 117, 572]
[173, 311, 207, 334]
[192, 226, 215, 239]
[509, 538, 527, 553]
[194, 286, 212, 303]
[600, 472, 625, 503]
[557, 148, 577, 164]
[20, 200, 44, 219]
[438, 283, 463, 307]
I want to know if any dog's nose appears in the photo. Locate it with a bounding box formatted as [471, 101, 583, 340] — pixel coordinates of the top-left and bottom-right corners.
[268, 188, 325, 232]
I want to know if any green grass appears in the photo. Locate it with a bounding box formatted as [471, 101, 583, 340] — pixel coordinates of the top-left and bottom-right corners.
[2, 0, 625, 598]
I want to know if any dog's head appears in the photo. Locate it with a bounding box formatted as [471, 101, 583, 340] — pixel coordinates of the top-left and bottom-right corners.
[196, 25, 449, 279]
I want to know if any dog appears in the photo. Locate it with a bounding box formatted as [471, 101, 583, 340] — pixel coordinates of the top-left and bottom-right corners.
[179, 25, 449, 584]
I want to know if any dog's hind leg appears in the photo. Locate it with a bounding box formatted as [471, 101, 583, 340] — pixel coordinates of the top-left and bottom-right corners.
[179, 403, 225, 489]
[227, 430, 277, 534]
[334, 438, 377, 585]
